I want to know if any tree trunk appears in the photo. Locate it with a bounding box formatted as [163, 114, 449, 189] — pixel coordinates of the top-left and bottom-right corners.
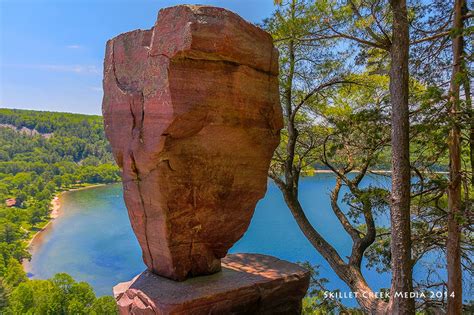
[447, 0, 464, 313]
[467, 80, 474, 186]
[462, 1, 474, 187]
[280, 189, 388, 313]
[388, 0, 415, 313]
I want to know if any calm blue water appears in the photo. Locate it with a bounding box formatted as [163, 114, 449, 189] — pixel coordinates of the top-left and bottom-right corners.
[27, 175, 467, 306]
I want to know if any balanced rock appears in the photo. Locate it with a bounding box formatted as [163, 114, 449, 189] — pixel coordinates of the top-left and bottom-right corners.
[102, 5, 283, 281]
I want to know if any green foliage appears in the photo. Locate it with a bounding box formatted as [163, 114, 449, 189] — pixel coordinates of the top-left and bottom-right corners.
[3, 258, 27, 290]
[0, 278, 8, 311]
[90, 296, 119, 314]
[0, 108, 120, 267]
[267, 0, 472, 312]
[6, 273, 117, 314]
[298, 262, 348, 314]
[0, 108, 120, 313]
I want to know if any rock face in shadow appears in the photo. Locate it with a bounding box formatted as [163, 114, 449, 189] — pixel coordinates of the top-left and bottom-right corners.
[102, 5, 283, 281]
[113, 254, 310, 314]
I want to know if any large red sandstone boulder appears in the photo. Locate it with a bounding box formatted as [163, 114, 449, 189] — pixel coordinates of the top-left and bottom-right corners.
[113, 254, 310, 315]
[102, 5, 283, 281]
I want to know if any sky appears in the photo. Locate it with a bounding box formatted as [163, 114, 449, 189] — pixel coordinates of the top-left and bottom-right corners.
[0, 0, 276, 115]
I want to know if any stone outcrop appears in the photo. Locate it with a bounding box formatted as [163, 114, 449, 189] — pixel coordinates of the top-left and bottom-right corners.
[102, 5, 283, 281]
[113, 254, 310, 315]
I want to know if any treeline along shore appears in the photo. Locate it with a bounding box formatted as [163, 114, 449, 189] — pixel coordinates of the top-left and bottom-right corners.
[0, 108, 120, 312]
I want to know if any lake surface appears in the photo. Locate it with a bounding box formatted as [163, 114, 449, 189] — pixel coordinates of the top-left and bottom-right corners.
[26, 174, 466, 305]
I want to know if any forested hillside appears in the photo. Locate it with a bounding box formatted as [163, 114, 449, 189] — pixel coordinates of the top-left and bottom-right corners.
[0, 108, 119, 313]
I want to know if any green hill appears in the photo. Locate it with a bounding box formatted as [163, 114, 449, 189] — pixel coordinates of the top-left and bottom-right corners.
[0, 109, 120, 308]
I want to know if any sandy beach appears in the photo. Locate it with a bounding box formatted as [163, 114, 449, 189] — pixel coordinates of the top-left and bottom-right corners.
[50, 196, 61, 219]
[25, 194, 62, 250]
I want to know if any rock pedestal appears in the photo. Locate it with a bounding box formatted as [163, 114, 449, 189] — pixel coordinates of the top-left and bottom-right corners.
[114, 254, 310, 315]
[103, 4, 308, 314]
[102, 5, 283, 281]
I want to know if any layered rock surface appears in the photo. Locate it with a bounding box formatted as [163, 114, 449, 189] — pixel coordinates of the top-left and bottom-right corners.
[102, 5, 283, 280]
[113, 254, 310, 315]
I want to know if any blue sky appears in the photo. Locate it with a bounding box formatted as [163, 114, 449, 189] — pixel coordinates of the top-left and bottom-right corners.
[0, 0, 276, 115]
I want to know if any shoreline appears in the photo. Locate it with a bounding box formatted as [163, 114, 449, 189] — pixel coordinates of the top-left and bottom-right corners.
[23, 183, 109, 272]
[308, 169, 448, 175]
[310, 169, 391, 174]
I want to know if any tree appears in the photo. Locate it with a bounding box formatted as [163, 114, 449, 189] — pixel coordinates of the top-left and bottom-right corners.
[69, 281, 96, 308]
[6, 273, 118, 314]
[267, 0, 420, 312]
[407, 0, 473, 311]
[386, 0, 414, 312]
[0, 222, 22, 244]
[0, 278, 9, 311]
[68, 299, 89, 315]
[3, 258, 27, 290]
[446, 0, 466, 312]
[29, 208, 43, 226]
[90, 296, 118, 315]
[7, 281, 35, 314]
[266, 1, 394, 312]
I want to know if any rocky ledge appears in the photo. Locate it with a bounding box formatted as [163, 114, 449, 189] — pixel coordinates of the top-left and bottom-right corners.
[113, 253, 310, 315]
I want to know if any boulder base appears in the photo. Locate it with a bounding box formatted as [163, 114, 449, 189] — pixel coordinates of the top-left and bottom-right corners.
[113, 254, 310, 315]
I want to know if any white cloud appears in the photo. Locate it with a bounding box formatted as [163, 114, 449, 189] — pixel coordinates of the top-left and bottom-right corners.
[66, 44, 82, 49]
[3, 64, 100, 74]
[90, 86, 103, 92]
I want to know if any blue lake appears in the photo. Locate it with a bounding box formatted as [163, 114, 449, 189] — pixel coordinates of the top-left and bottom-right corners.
[25, 174, 464, 306]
